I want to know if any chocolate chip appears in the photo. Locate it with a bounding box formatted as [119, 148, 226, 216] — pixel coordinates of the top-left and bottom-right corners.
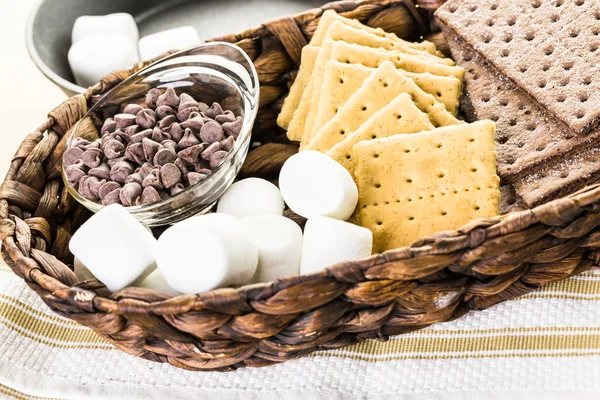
[177, 144, 204, 167]
[160, 140, 178, 154]
[125, 142, 145, 165]
[142, 169, 163, 190]
[140, 162, 156, 178]
[124, 124, 140, 137]
[63, 147, 84, 167]
[180, 116, 204, 133]
[142, 138, 163, 163]
[101, 189, 121, 205]
[187, 171, 206, 186]
[120, 182, 143, 206]
[125, 172, 143, 185]
[154, 148, 177, 166]
[136, 108, 156, 129]
[151, 127, 170, 142]
[178, 128, 200, 148]
[157, 87, 180, 108]
[178, 93, 197, 110]
[109, 160, 135, 184]
[65, 163, 87, 186]
[158, 115, 177, 130]
[197, 168, 212, 175]
[71, 137, 91, 149]
[209, 150, 228, 168]
[201, 142, 221, 160]
[78, 176, 105, 200]
[103, 139, 126, 160]
[156, 105, 176, 119]
[177, 107, 200, 122]
[197, 102, 208, 113]
[98, 181, 121, 200]
[114, 113, 137, 129]
[160, 163, 182, 189]
[170, 183, 186, 195]
[200, 121, 224, 143]
[174, 157, 188, 176]
[107, 156, 127, 167]
[168, 125, 184, 144]
[88, 162, 111, 180]
[101, 119, 117, 135]
[123, 104, 143, 115]
[222, 116, 243, 138]
[81, 147, 103, 168]
[204, 102, 224, 119]
[219, 136, 235, 152]
[215, 110, 236, 124]
[145, 88, 161, 108]
[131, 129, 153, 143]
[140, 186, 161, 205]
[85, 140, 101, 150]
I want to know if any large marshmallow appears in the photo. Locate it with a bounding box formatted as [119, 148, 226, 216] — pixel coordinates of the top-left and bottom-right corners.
[136, 269, 181, 296]
[155, 213, 258, 294]
[138, 26, 200, 60]
[279, 151, 358, 220]
[72, 13, 139, 47]
[241, 215, 302, 283]
[300, 216, 372, 275]
[68, 33, 139, 88]
[69, 204, 157, 292]
[217, 178, 284, 219]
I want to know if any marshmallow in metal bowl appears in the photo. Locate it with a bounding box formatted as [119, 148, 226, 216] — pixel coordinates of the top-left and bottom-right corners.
[68, 33, 139, 88]
[138, 26, 200, 60]
[69, 204, 157, 292]
[155, 213, 258, 294]
[217, 178, 285, 219]
[300, 216, 372, 275]
[241, 214, 303, 283]
[279, 151, 358, 221]
[72, 13, 139, 47]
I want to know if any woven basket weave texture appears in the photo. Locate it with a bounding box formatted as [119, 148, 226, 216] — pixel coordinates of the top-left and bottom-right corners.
[1, 0, 600, 371]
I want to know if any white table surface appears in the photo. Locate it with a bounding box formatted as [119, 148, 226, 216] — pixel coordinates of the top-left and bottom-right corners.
[0, 0, 68, 181]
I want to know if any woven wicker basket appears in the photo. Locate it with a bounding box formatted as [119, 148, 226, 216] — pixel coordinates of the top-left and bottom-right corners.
[2, 0, 600, 371]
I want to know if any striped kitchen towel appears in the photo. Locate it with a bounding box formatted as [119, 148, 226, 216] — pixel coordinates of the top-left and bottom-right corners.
[1, 260, 600, 400]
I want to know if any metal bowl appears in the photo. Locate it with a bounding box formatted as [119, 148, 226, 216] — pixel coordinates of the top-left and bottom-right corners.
[26, 0, 324, 96]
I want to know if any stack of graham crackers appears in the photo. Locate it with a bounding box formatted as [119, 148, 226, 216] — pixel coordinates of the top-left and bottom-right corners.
[278, 10, 502, 252]
[436, 0, 600, 209]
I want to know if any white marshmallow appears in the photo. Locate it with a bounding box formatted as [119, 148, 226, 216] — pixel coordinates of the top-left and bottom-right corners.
[136, 269, 181, 297]
[279, 151, 358, 221]
[138, 26, 200, 60]
[72, 13, 139, 47]
[155, 213, 258, 294]
[241, 215, 302, 283]
[217, 178, 285, 219]
[69, 204, 157, 292]
[68, 33, 139, 88]
[300, 216, 372, 275]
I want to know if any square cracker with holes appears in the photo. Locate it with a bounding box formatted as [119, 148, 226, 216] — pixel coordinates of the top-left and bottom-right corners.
[327, 93, 435, 176]
[304, 61, 460, 153]
[354, 120, 500, 252]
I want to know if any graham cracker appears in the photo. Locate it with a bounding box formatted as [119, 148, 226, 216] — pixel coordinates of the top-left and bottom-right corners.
[298, 40, 463, 147]
[310, 61, 461, 139]
[499, 184, 527, 215]
[278, 46, 319, 133]
[311, 10, 438, 54]
[436, 0, 600, 134]
[513, 145, 600, 208]
[304, 62, 460, 153]
[443, 26, 600, 185]
[324, 21, 455, 64]
[354, 120, 500, 251]
[327, 93, 435, 175]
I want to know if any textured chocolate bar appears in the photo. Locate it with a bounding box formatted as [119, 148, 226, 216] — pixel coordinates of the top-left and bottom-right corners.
[436, 0, 600, 134]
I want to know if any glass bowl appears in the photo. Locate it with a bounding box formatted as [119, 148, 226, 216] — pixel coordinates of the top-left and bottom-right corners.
[62, 42, 259, 226]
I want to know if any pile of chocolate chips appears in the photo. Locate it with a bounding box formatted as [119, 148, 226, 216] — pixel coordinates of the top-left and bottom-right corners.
[63, 87, 243, 206]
